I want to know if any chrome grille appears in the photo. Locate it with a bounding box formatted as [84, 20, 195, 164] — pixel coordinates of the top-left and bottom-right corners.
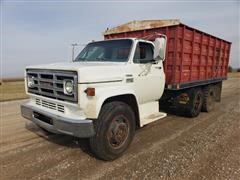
[35, 98, 65, 113]
[27, 69, 78, 102]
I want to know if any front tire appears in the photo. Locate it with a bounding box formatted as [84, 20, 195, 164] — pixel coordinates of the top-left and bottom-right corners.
[90, 101, 136, 161]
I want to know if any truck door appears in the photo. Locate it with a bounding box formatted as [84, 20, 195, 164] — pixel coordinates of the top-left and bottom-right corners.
[132, 41, 165, 104]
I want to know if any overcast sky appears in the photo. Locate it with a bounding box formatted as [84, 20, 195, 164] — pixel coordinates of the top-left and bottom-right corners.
[1, 0, 239, 77]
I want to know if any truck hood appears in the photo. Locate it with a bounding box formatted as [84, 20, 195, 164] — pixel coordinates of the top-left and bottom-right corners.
[26, 62, 126, 83]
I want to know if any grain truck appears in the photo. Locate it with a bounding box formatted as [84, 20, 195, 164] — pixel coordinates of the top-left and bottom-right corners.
[21, 19, 231, 160]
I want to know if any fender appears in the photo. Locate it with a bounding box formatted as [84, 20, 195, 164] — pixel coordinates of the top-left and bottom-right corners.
[84, 85, 139, 119]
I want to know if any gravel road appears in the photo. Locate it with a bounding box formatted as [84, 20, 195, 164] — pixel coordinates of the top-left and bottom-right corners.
[0, 77, 239, 180]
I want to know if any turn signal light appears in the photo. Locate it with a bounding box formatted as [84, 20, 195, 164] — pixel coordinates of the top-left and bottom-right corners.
[84, 88, 95, 96]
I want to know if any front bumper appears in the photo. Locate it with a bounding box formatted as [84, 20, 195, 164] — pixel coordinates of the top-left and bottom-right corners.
[21, 103, 95, 138]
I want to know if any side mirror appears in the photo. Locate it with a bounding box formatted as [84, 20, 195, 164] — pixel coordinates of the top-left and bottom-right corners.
[153, 36, 167, 61]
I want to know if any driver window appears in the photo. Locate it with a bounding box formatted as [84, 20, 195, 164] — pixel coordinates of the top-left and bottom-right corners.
[133, 42, 154, 63]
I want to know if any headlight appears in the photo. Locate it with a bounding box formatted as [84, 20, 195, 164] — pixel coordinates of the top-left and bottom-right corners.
[64, 80, 73, 95]
[27, 76, 35, 88]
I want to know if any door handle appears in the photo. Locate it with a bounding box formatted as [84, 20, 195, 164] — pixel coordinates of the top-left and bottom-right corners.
[155, 66, 162, 69]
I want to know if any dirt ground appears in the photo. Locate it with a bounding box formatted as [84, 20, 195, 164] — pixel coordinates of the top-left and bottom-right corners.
[0, 77, 239, 180]
[0, 81, 27, 102]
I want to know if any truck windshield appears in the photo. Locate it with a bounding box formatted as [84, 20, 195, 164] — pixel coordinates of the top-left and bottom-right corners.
[75, 39, 132, 62]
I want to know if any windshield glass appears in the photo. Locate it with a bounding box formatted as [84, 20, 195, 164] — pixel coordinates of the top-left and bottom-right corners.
[75, 39, 132, 62]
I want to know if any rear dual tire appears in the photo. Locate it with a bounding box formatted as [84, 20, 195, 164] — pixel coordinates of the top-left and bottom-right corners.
[202, 86, 215, 112]
[185, 88, 203, 117]
[183, 86, 216, 117]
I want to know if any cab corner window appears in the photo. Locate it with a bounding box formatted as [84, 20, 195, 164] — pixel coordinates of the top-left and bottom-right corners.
[133, 42, 154, 64]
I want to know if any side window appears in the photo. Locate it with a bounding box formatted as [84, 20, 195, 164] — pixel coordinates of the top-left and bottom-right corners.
[133, 42, 154, 63]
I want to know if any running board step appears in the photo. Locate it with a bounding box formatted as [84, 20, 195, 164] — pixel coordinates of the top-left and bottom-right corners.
[141, 112, 167, 126]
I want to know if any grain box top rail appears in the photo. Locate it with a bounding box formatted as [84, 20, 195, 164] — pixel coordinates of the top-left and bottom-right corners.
[103, 19, 231, 44]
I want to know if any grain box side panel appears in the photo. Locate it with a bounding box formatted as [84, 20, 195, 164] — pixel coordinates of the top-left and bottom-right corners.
[104, 23, 231, 90]
[175, 24, 231, 89]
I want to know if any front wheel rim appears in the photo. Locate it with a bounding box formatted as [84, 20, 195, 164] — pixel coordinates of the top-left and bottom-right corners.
[107, 115, 130, 149]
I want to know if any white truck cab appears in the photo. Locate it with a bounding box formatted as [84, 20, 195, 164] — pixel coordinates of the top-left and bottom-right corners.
[21, 37, 168, 160]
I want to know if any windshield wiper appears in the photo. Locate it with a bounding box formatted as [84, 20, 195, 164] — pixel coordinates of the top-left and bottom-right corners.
[95, 57, 107, 61]
[75, 57, 86, 61]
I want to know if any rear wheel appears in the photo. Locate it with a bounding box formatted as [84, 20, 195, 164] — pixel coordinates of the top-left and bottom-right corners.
[202, 86, 215, 112]
[90, 101, 135, 161]
[185, 88, 203, 117]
